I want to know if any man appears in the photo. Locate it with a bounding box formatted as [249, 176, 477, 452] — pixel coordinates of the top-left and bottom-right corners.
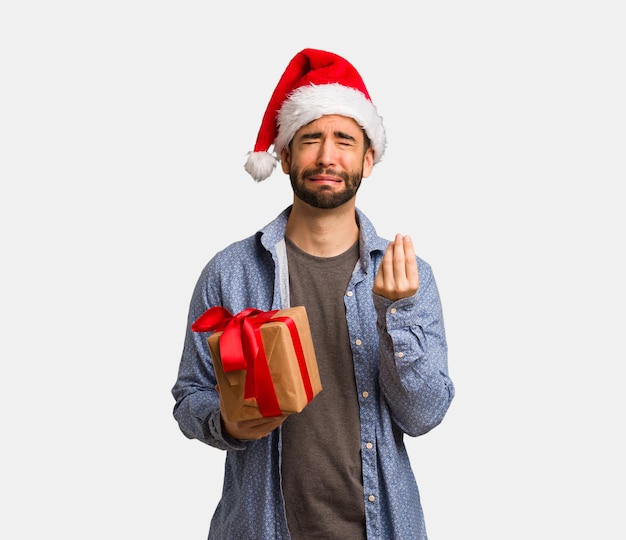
[172, 48, 455, 539]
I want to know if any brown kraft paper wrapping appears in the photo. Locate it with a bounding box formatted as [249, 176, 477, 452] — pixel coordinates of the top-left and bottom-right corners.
[207, 306, 322, 422]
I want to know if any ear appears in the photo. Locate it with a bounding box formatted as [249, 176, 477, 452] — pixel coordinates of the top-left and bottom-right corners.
[362, 147, 375, 179]
[280, 147, 291, 174]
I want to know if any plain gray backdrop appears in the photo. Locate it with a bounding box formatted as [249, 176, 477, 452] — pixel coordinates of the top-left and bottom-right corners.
[2, 1, 624, 538]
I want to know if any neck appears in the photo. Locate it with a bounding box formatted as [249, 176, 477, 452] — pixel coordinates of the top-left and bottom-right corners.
[285, 199, 359, 258]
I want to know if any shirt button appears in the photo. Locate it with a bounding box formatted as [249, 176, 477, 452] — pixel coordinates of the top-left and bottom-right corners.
[362, 391, 369, 398]
[366, 442, 373, 449]
[390, 307, 397, 314]
[346, 291, 353, 297]
[397, 352, 404, 358]
[368, 495, 376, 502]
[355, 339, 362, 346]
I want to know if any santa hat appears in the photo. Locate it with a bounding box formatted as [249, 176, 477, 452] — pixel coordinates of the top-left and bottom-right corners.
[244, 48, 386, 182]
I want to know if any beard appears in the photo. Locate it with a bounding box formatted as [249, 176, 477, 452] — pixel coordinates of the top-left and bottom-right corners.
[289, 166, 363, 209]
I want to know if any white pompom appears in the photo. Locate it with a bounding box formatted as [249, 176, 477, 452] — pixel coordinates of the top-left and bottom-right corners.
[244, 151, 278, 182]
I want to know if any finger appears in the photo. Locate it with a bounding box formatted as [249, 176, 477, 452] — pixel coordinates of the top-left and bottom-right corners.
[249, 415, 287, 438]
[373, 240, 394, 290]
[223, 414, 288, 440]
[391, 234, 406, 283]
[403, 235, 419, 290]
[240, 415, 286, 430]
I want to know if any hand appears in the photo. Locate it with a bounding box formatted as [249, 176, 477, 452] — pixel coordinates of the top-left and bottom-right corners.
[373, 234, 419, 301]
[222, 413, 288, 441]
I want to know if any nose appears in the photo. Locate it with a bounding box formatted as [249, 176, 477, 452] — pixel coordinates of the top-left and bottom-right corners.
[316, 139, 337, 168]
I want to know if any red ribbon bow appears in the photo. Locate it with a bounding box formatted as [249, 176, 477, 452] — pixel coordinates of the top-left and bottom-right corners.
[192, 306, 314, 418]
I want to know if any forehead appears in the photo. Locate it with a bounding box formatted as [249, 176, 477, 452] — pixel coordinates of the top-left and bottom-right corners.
[296, 114, 364, 136]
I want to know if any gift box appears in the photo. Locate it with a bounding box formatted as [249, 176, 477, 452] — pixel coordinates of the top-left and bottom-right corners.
[192, 306, 322, 422]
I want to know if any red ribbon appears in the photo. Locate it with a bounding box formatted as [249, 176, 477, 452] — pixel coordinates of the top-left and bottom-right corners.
[192, 306, 314, 417]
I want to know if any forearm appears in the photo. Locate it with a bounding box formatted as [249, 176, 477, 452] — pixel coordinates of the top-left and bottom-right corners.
[171, 284, 248, 451]
[374, 273, 455, 436]
[172, 388, 246, 451]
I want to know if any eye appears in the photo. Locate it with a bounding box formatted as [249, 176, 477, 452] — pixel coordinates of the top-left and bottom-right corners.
[300, 136, 321, 146]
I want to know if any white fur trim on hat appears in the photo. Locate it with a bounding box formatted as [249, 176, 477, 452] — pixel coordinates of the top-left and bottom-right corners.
[274, 83, 386, 164]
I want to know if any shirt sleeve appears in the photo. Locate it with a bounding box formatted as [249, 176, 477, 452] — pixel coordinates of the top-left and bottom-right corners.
[171, 264, 248, 452]
[373, 258, 455, 437]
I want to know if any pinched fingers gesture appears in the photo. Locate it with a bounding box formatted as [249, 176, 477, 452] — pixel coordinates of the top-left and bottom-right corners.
[373, 234, 419, 301]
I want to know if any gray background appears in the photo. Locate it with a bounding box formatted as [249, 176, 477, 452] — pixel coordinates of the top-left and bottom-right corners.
[2, 1, 624, 538]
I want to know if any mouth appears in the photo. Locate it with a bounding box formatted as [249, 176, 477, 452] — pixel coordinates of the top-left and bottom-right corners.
[308, 175, 342, 186]
[305, 169, 345, 185]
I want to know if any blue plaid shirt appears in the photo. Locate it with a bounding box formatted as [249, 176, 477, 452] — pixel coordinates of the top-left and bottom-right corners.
[172, 207, 455, 539]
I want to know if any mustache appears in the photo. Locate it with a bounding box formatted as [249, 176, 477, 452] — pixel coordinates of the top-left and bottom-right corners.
[301, 167, 349, 182]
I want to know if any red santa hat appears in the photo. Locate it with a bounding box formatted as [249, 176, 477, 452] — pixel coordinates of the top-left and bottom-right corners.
[244, 48, 387, 182]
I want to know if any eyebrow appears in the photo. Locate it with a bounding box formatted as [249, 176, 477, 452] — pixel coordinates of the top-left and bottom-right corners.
[300, 131, 357, 142]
